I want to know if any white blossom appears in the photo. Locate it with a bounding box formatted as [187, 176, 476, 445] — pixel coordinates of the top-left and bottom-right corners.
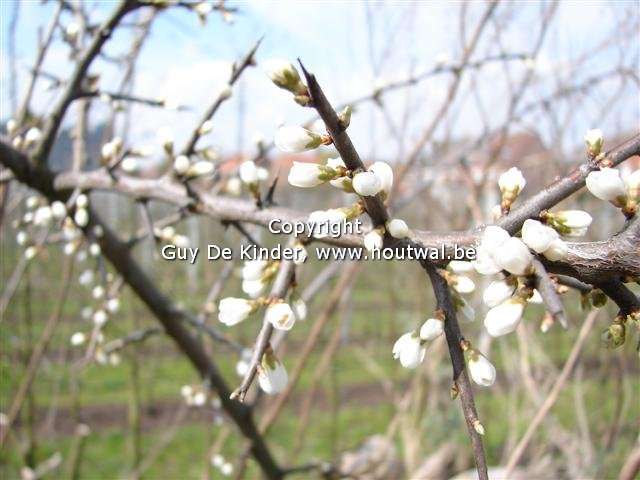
[624, 169, 640, 200]
[225, 177, 242, 196]
[484, 298, 525, 337]
[257, 166, 269, 182]
[308, 209, 347, 239]
[585, 168, 626, 202]
[24, 246, 37, 260]
[221, 463, 233, 476]
[51, 201, 67, 219]
[70, 332, 86, 346]
[467, 349, 496, 387]
[93, 309, 108, 326]
[495, 237, 533, 276]
[386, 218, 410, 239]
[483, 278, 515, 307]
[241, 260, 268, 281]
[352, 171, 382, 197]
[101, 137, 123, 160]
[257, 352, 288, 395]
[79, 269, 94, 286]
[16, 231, 28, 246]
[369, 161, 393, 195]
[498, 167, 526, 196]
[275, 126, 322, 153]
[211, 454, 224, 468]
[242, 278, 266, 298]
[218, 298, 254, 326]
[74, 208, 89, 227]
[89, 243, 101, 256]
[186, 160, 214, 178]
[24, 127, 42, 146]
[92, 285, 105, 299]
[76, 194, 88, 209]
[239, 160, 259, 184]
[364, 229, 384, 253]
[392, 332, 425, 369]
[218, 84, 232, 100]
[265, 302, 295, 331]
[419, 318, 444, 341]
[263, 59, 303, 93]
[235, 349, 252, 377]
[173, 155, 191, 176]
[553, 210, 592, 237]
[448, 260, 474, 273]
[106, 298, 120, 313]
[292, 298, 307, 321]
[542, 238, 568, 261]
[521, 219, 558, 253]
[33, 206, 52, 226]
[453, 275, 475, 294]
[288, 162, 327, 188]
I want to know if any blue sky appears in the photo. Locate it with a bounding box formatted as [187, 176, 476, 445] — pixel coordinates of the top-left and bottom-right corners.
[1, 1, 638, 160]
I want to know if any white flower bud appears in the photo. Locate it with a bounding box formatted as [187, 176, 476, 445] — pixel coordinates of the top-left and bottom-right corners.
[74, 208, 89, 227]
[92, 285, 105, 299]
[392, 332, 425, 369]
[242, 278, 266, 298]
[419, 318, 444, 341]
[472, 247, 502, 275]
[448, 260, 474, 273]
[292, 298, 307, 321]
[521, 219, 558, 253]
[101, 137, 123, 160]
[239, 160, 259, 184]
[495, 237, 533, 276]
[211, 454, 224, 468]
[121, 157, 140, 173]
[186, 161, 214, 178]
[65, 22, 80, 40]
[75, 194, 88, 208]
[364, 229, 384, 253]
[453, 275, 476, 294]
[106, 297, 120, 313]
[225, 177, 242, 196]
[24, 246, 37, 260]
[288, 162, 327, 188]
[308, 209, 347, 239]
[257, 351, 288, 395]
[484, 298, 525, 337]
[498, 167, 526, 196]
[218, 297, 254, 326]
[173, 155, 191, 175]
[585, 168, 626, 202]
[263, 59, 304, 94]
[542, 238, 568, 261]
[50, 201, 67, 219]
[257, 167, 269, 182]
[218, 84, 232, 100]
[16, 231, 28, 246]
[26, 196, 40, 209]
[93, 309, 108, 326]
[369, 161, 393, 195]
[274, 126, 322, 153]
[221, 463, 233, 476]
[625, 169, 640, 200]
[198, 120, 214, 136]
[265, 302, 295, 331]
[584, 129, 604, 156]
[241, 260, 268, 281]
[24, 127, 42, 146]
[89, 243, 101, 256]
[33, 206, 53, 226]
[466, 349, 496, 387]
[386, 218, 410, 239]
[552, 210, 592, 237]
[6, 118, 17, 135]
[70, 332, 86, 346]
[483, 279, 515, 308]
[352, 171, 382, 197]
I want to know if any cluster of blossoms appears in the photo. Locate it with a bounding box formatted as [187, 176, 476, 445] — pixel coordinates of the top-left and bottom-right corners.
[4, 120, 42, 151]
[392, 313, 445, 368]
[154, 226, 189, 248]
[180, 384, 208, 407]
[217, 258, 307, 394]
[210, 454, 234, 477]
[15, 195, 69, 260]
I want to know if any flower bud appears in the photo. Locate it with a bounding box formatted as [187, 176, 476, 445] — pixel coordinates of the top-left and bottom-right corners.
[93, 309, 108, 326]
[242, 278, 266, 298]
[242, 260, 268, 281]
[75, 194, 88, 208]
[292, 298, 307, 321]
[484, 298, 525, 337]
[263, 59, 306, 95]
[275, 126, 323, 153]
[498, 167, 526, 198]
[448, 260, 473, 273]
[586, 168, 626, 203]
[288, 162, 331, 188]
[218, 297, 255, 326]
[50, 201, 67, 219]
[548, 210, 592, 237]
[173, 155, 191, 176]
[70, 332, 86, 346]
[265, 302, 296, 331]
[386, 218, 410, 239]
[352, 171, 382, 197]
[198, 120, 214, 136]
[542, 238, 568, 261]
[452, 275, 475, 294]
[369, 161, 393, 196]
[225, 177, 242, 196]
[239, 160, 259, 185]
[392, 332, 425, 369]
[466, 348, 496, 387]
[186, 160, 215, 178]
[419, 318, 444, 341]
[495, 237, 533, 276]
[74, 208, 89, 227]
[521, 219, 558, 253]
[364, 229, 384, 253]
[483, 278, 516, 308]
[121, 157, 140, 173]
[584, 128, 604, 157]
[257, 350, 288, 394]
[24, 127, 42, 147]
